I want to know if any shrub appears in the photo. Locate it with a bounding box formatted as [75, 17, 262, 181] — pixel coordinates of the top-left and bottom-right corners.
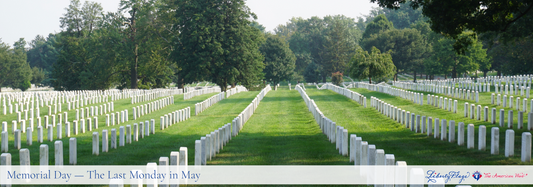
[331, 71, 343, 86]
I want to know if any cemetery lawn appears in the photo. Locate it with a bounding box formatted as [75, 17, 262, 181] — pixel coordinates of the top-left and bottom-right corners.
[0, 91, 262, 165]
[305, 87, 524, 165]
[209, 86, 348, 165]
[370, 85, 531, 164]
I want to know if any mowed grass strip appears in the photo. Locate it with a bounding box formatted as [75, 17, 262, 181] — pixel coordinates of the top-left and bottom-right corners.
[351, 87, 527, 165]
[209, 87, 348, 165]
[305, 87, 516, 165]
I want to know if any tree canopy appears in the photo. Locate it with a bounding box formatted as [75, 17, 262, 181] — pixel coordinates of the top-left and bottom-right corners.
[348, 47, 395, 84]
[260, 34, 296, 86]
[173, 0, 265, 91]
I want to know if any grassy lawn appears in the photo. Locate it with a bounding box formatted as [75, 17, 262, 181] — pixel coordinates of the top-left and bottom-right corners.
[382, 84, 532, 163]
[208, 86, 348, 165]
[304, 87, 525, 165]
[1, 91, 262, 165]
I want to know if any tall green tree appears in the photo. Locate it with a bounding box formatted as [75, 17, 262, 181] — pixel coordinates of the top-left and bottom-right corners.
[382, 2, 424, 29]
[27, 34, 59, 73]
[319, 18, 357, 78]
[361, 14, 393, 39]
[0, 39, 32, 92]
[173, 0, 265, 91]
[362, 28, 428, 81]
[259, 34, 296, 85]
[60, 0, 103, 37]
[428, 33, 488, 78]
[348, 47, 395, 84]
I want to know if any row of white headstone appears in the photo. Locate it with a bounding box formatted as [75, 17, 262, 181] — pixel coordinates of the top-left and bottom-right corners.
[130, 88, 183, 104]
[194, 85, 271, 165]
[370, 96, 532, 162]
[296, 85, 409, 187]
[492, 93, 533, 112]
[195, 93, 225, 116]
[390, 87, 533, 132]
[0, 138, 78, 169]
[133, 96, 174, 120]
[393, 81, 481, 102]
[184, 87, 221, 100]
[159, 107, 190, 131]
[225, 86, 248, 98]
[92, 119, 157, 157]
[494, 83, 531, 98]
[322, 83, 367, 107]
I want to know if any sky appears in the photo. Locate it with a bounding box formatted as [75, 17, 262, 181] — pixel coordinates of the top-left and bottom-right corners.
[0, 0, 377, 47]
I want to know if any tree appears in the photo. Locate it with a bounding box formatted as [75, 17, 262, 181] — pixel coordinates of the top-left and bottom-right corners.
[361, 14, 393, 39]
[382, 2, 424, 29]
[173, 0, 265, 91]
[27, 34, 59, 73]
[260, 34, 296, 86]
[348, 47, 395, 84]
[428, 33, 488, 78]
[371, 0, 533, 53]
[331, 71, 343, 86]
[304, 62, 320, 83]
[319, 19, 356, 79]
[362, 28, 428, 81]
[60, 0, 103, 37]
[0, 39, 32, 92]
[31, 67, 47, 86]
[53, 0, 176, 90]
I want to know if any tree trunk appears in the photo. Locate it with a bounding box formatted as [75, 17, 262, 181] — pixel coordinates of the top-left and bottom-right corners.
[413, 70, 417, 83]
[483, 71, 487, 77]
[177, 76, 184, 89]
[129, 8, 138, 89]
[444, 74, 447, 79]
[452, 65, 457, 78]
[131, 43, 138, 89]
[497, 70, 501, 77]
[394, 71, 398, 81]
[322, 75, 326, 83]
[369, 76, 372, 84]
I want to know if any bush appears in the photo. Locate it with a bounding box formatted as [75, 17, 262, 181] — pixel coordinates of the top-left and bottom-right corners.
[331, 71, 343, 86]
[17, 80, 32, 91]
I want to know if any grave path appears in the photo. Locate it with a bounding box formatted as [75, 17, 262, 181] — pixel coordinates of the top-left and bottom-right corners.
[208, 87, 347, 165]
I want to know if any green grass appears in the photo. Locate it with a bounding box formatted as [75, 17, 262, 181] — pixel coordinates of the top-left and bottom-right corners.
[382, 84, 532, 163]
[304, 87, 524, 165]
[1, 91, 262, 166]
[208, 86, 348, 165]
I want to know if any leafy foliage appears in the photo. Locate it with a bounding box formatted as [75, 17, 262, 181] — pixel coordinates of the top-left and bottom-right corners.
[0, 39, 32, 92]
[371, 0, 533, 53]
[173, 0, 265, 91]
[361, 14, 393, 39]
[331, 71, 343, 86]
[361, 28, 428, 81]
[260, 34, 296, 85]
[304, 62, 321, 83]
[348, 47, 395, 84]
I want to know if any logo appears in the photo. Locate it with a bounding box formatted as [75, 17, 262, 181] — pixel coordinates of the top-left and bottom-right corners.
[472, 171, 482, 181]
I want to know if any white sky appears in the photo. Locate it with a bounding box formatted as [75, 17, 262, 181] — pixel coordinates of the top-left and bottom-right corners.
[0, 0, 377, 47]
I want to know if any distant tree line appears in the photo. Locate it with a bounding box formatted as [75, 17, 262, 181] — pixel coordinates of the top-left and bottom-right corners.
[1, 0, 531, 92]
